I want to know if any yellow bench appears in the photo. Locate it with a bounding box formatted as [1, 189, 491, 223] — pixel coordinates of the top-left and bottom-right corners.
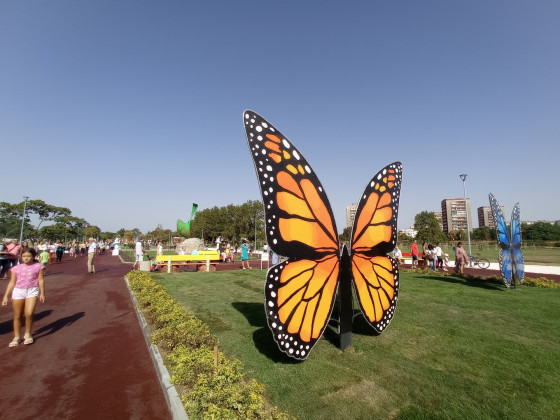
[155, 250, 221, 273]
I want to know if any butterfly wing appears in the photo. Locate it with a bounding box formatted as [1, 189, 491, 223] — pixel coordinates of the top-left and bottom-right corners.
[244, 110, 340, 359]
[351, 163, 402, 332]
[510, 203, 524, 284]
[489, 193, 512, 286]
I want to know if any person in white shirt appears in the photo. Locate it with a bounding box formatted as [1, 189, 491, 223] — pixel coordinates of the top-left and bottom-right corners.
[434, 242, 443, 269]
[87, 238, 97, 274]
[393, 246, 402, 266]
[132, 238, 145, 270]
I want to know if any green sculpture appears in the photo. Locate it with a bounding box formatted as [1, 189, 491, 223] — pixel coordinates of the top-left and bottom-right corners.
[177, 203, 198, 237]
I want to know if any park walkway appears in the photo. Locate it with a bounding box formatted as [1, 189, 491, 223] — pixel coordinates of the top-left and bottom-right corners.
[0, 253, 171, 420]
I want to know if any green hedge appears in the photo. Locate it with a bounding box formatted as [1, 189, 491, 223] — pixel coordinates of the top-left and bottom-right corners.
[402, 267, 559, 288]
[127, 271, 291, 419]
[523, 276, 560, 288]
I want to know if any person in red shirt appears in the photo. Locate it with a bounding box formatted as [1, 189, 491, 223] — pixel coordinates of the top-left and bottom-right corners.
[411, 239, 419, 268]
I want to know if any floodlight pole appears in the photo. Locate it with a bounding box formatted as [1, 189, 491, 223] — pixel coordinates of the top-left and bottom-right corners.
[459, 175, 472, 266]
[19, 196, 29, 244]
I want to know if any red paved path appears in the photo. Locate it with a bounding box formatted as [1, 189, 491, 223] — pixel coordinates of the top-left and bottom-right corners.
[0, 253, 171, 420]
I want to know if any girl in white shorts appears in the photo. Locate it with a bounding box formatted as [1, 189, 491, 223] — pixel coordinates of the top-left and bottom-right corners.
[2, 248, 45, 347]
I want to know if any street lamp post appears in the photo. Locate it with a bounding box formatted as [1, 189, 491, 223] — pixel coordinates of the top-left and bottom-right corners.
[459, 175, 472, 266]
[19, 196, 30, 244]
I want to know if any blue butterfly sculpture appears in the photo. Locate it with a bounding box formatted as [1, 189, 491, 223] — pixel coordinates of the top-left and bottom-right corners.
[488, 193, 524, 288]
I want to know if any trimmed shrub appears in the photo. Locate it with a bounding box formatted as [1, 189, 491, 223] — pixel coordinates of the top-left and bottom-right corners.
[523, 276, 560, 288]
[127, 270, 290, 419]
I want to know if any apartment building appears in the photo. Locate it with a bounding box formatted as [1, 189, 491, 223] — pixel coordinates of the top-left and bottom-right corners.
[441, 198, 472, 233]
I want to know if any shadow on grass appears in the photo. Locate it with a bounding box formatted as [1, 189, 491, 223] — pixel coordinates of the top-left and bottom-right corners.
[350, 313, 383, 337]
[327, 305, 381, 338]
[232, 302, 265, 327]
[232, 300, 387, 361]
[421, 274, 505, 290]
[232, 301, 301, 364]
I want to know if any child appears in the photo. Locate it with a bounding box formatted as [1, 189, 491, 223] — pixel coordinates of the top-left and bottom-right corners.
[443, 253, 450, 271]
[1, 248, 45, 347]
[39, 248, 50, 273]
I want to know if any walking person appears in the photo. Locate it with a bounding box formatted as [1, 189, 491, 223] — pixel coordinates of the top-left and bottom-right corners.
[443, 253, 450, 271]
[434, 242, 443, 269]
[6, 239, 22, 268]
[241, 239, 251, 269]
[39, 248, 50, 274]
[0, 240, 11, 279]
[132, 237, 145, 270]
[393, 245, 402, 266]
[425, 244, 436, 271]
[37, 241, 47, 258]
[2, 248, 45, 347]
[157, 241, 163, 256]
[56, 242, 65, 262]
[87, 238, 97, 274]
[411, 239, 419, 269]
[48, 242, 57, 264]
[454, 242, 470, 274]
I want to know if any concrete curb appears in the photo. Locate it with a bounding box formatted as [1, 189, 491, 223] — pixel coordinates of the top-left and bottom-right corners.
[125, 278, 189, 420]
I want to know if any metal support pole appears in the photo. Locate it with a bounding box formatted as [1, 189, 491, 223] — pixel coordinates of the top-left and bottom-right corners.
[19, 196, 29, 244]
[459, 175, 472, 266]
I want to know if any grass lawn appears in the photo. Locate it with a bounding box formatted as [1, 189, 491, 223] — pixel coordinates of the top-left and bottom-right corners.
[153, 270, 560, 419]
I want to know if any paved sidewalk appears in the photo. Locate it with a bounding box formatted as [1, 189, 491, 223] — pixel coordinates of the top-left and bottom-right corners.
[0, 253, 171, 420]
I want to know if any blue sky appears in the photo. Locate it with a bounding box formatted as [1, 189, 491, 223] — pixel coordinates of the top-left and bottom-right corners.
[2, 1, 559, 234]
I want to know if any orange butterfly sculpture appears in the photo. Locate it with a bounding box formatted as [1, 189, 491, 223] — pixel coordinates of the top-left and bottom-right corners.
[243, 110, 402, 360]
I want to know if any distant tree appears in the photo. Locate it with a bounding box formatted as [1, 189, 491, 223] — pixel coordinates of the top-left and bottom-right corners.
[190, 200, 265, 246]
[23, 200, 71, 230]
[39, 224, 71, 241]
[414, 211, 447, 244]
[145, 224, 173, 245]
[99, 231, 116, 241]
[1, 200, 79, 240]
[449, 230, 467, 241]
[53, 216, 89, 238]
[121, 230, 137, 243]
[398, 231, 414, 242]
[472, 226, 496, 241]
[339, 226, 352, 245]
[83, 226, 101, 239]
[0, 201, 28, 237]
[146, 224, 164, 241]
[522, 222, 560, 241]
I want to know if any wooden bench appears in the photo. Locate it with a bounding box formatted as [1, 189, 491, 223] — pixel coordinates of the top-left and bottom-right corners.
[155, 250, 221, 273]
[400, 252, 425, 266]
